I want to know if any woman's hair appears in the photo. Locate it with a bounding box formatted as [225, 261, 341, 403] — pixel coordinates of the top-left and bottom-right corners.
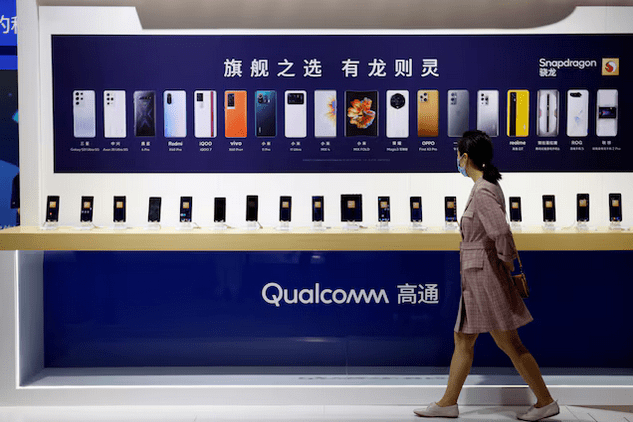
[457, 130, 502, 183]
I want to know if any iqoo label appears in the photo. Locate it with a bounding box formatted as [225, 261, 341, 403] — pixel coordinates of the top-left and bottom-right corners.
[262, 282, 390, 307]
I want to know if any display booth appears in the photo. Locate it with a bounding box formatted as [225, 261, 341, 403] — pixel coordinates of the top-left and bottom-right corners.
[1, 1, 632, 407]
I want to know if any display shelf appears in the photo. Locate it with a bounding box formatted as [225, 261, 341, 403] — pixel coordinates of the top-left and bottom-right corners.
[0, 225, 631, 251]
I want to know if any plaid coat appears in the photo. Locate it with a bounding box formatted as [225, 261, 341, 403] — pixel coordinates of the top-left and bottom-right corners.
[455, 177, 533, 334]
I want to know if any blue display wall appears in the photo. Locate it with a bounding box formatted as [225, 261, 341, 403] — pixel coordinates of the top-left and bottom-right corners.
[43, 250, 633, 369]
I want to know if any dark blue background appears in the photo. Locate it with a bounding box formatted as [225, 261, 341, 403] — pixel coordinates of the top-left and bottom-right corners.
[43, 250, 633, 369]
[52, 35, 631, 173]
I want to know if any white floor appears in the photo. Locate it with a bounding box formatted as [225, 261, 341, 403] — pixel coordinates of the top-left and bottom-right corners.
[0, 405, 631, 422]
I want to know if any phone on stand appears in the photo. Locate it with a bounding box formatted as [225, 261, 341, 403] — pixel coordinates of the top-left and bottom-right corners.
[445, 196, 457, 223]
[214, 197, 226, 223]
[410, 196, 422, 222]
[312, 196, 324, 222]
[148, 197, 162, 223]
[341, 194, 363, 227]
[609, 193, 622, 224]
[542, 195, 556, 224]
[246, 195, 259, 223]
[279, 196, 292, 222]
[378, 196, 391, 222]
[46, 195, 60, 223]
[509, 197, 522, 223]
[577, 193, 590, 224]
[113, 196, 126, 223]
[80, 196, 94, 223]
[180, 196, 193, 223]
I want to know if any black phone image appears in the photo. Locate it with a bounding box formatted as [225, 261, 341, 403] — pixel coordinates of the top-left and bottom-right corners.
[410, 196, 422, 222]
[280, 196, 292, 222]
[609, 193, 622, 222]
[46, 195, 60, 222]
[312, 196, 324, 222]
[148, 197, 162, 223]
[134, 91, 156, 137]
[542, 195, 556, 222]
[577, 193, 589, 222]
[378, 196, 390, 222]
[509, 196, 522, 222]
[246, 195, 259, 222]
[214, 197, 226, 223]
[445, 196, 457, 222]
[113, 196, 126, 223]
[80, 196, 94, 223]
[180, 196, 193, 223]
[341, 194, 363, 222]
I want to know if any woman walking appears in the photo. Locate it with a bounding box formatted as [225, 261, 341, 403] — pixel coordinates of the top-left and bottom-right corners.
[414, 131, 559, 421]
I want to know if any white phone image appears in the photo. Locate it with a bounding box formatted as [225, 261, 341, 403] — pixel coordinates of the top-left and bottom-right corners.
[386, 90, 409, 138]
[566, 89, 589, 137]
[164, 90, 187, 138]
[537, 89, 559, 137]
[73, 90, 96, 138]
[476, 89, 499, 137]
[103, 90, 126, 138]
[285, 90, 307, 138]
[194, 90, 216, 138]
[596, 89, 618, 137]
[314, 90, 336, 138]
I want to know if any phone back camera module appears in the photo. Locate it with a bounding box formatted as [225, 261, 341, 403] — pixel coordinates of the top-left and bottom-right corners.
[390, 93, 406, 109]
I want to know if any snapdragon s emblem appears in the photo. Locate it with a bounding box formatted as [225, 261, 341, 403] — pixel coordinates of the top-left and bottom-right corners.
[602, 58, 619, 76]
[347, 97, 375, 129]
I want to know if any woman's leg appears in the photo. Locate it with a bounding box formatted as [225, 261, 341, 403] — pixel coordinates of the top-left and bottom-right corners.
[490, 329, 554, 408]
[436, 331, 479, 407]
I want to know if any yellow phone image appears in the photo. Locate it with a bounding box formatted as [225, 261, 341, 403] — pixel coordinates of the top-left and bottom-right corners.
[507, 89, 529, 137]
[417, 89, 439, 137]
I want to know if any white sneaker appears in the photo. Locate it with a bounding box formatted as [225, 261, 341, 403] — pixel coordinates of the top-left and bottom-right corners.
[414, 402, 459, 418]
[517, 400, 560, 421]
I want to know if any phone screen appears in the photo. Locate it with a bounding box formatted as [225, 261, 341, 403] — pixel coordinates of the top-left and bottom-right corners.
[341, 194, 363, 222]
[180, 196, 193, 222]
[378, 196, 390, 222]
[609, 193, 622, 222]
[509, 196, 522, 222]
[410, 196, 422, 222]
[80, 196, 94, 222]
[312, 196, 324, 222]
[577, 193, 589, 222]
[280, 196, 292, 222]
[542, 195, 556, 222]
[246, 195, 258, 222]
[148, 197, 161, 222]
[46, 195, 60, 222]
[113, 196, 126, 223]
[214, 197, 226, 222]
[445, 196, 457, 222]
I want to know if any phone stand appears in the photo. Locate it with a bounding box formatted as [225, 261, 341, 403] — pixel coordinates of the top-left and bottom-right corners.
[410, 222, 427, 231]
[376, 221, 390, 230]
[609, 221, 627, 231]
[542, 222, 556, 231]
[276, 221, 291, 231]
[245, 221, 259, 230]
[510, 222, 522, 232]
[145, 222, 160, 231]
[41, 221, 58, 230]
[77, 222, 95, 231]
[444, 221, 458, 231]
[576, 221, 589, 231]
[113, 222, 127, 230]
[311, 221, 326, 231]
[176, 222, 193, 231]
[343, 222, 360, 231]
[212, 222, 228, 231]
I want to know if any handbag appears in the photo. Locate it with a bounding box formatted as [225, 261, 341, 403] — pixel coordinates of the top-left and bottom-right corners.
[511, 252, 530, 299]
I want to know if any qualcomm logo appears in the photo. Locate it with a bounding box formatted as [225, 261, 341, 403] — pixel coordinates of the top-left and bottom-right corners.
[262, 282, 389, 307]
[602, 58, 619, 76]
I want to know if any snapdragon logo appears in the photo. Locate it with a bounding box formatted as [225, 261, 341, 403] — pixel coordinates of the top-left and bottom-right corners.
[539, 58, 598, 70]
[262, 282, 389, 307]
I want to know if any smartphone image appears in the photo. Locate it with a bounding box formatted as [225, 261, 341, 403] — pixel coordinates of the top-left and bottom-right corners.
[566, 89, 589, 137]
[509, 196, 522, 223]
[341, 194, 363, 222]
[386, 90, 409, 138]
[542, 195, 556, 223]
[225, 90, 247, 138]
[312, 196, 324, 222]
[180, 196, 193, 223]
[255, 90, 277, 137]
[246, 195, 259, 222]
[104, 90, 126, 138]
[134, 91, 156, 137]
[194, 90, 216, 138]
[280, 196, 292, 222]
[214, 197, 226, 223]
[577, 193, 590, 222]
[410, 196, 422, 222]
[507, 89, 529, 137]
[609, 193, 622, 222]
[80, 196, 94, 223]
[163, 90, 186, 138]
[113, 196, 126, 223]
[476, 90, 499, 137]
[537, 89, 559, 137]
[314, 90, 337, 138]
[417, 89, 439, 137]
[596, 89, 618, 137]
[46, 195, 60, 223]
[148, 197, 162, 223]
[284, 90, 307, 138]
[445, 196, 457, 222]
[73, 90, 96, 138]
[447, 90, 469, 138]
[378, 196, 391, 222]
[345, 91, 378, 137]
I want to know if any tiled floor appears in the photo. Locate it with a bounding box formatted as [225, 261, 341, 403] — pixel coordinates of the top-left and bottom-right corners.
[0, 405, 631, 422]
